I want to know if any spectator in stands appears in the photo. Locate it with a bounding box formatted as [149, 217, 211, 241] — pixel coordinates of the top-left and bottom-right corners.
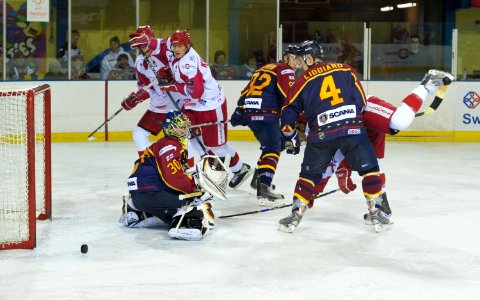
[6, 51, 37, 80]
[210, 50, 237, 80]
[253, 50, 267, 68]
[325, 29, 337, 43]
[71, 54, 90, 80]
[0, 47, 4, 79]
[57, 29, 83, 70]
[43, 60, 67, 80]
[402, 34, 435, 80]
[101, 36, 134, 80]
[107, 53, 136, 80]
[337, 36, 363, 75]
[238, 56, 257, 80]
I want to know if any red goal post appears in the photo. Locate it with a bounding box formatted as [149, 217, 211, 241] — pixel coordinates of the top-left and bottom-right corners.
[0, 84, 52, 250]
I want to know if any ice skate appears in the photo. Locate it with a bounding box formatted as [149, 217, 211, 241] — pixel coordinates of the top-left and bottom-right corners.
[228, 163, 253, 189]
[257, 182, 284, 206]
[421, 69, 454, 94]
[278, 199, 308, 233]
[250, 168, 276, 191]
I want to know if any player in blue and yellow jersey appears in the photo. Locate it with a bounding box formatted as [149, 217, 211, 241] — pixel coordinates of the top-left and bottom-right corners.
[230, 45, 298, 206]
[278, 40, 386, 233]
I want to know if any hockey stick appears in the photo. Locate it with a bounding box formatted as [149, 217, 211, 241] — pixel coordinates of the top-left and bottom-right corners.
[189, 120, 230, 129]
[415, 95, 443, 117]
[139, 49, 210, 156]
[415, 85, 449, 117]
[219, 188, 340, 219]
[87, 79, 158, 141]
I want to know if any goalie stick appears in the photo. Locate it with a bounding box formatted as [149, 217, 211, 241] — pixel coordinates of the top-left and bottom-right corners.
[87, 79, 158, 141]
[139, 49, 210, 156]
[219, 188, 340, 219]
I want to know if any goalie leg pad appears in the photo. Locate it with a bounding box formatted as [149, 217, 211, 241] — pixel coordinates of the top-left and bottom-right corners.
[169, 203, 215, 241]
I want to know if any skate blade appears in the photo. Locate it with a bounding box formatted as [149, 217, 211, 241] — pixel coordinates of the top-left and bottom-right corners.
[229, 168, 254, 189]
[258, 197, 285, 206]
[374, 223, 391, 233]
[278, 224, 296, 233]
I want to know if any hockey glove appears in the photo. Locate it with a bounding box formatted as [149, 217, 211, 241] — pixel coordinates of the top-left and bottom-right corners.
[160, 82, 186, 94]
[121, 91, 149, 111]
[230, 107, 246, 127]
[157, 67, 174, 86]
[335, 162, 357, 194]
[283, 131, 301, 155]
[129, 32, 150, 49]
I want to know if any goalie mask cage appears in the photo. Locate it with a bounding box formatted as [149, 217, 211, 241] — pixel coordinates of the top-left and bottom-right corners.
[0, 84, 51, 250]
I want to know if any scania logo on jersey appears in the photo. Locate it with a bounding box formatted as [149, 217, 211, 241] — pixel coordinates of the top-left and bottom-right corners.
[462, 91, 480, 125]
[244, 98, 263, 109]
[127, 177, 138, 191]
[317, 105, 356, 126]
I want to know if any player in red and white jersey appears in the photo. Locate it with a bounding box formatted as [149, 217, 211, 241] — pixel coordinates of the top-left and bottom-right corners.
[120, 25, 184, 157]
[159, 29, 253, 189]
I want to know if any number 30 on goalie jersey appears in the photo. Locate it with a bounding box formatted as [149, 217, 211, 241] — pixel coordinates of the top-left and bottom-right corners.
[127, 136, 196, 195]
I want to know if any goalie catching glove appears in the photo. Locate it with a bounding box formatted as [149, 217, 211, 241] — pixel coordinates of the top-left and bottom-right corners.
[335, 161, 357, 194]
[121, 90, 150, 111]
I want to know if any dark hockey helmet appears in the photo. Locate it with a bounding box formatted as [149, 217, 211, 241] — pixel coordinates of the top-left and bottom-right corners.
[171, 29, 191, 46]
[282, 44, 298, 56]
[299, 40, 324, 60]
[162, 110, 191, 139]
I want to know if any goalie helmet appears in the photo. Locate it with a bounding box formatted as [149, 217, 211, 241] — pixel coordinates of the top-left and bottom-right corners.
[171, 29, 191, 46]
[162, 110, 190, 139]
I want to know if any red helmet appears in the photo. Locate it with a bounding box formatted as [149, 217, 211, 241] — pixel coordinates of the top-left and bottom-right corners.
[170, 29, 190, 46]
[129, 25, 154, 40]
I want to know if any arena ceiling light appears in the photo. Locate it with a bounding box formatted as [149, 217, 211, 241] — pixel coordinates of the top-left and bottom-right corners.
[380, 6, 394, 11]
[397, 2, 417, 9]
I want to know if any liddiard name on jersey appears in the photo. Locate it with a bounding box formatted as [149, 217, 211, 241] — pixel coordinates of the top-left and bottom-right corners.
[302, 63, 346, 80]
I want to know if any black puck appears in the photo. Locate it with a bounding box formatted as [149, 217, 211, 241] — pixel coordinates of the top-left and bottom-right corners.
[81, 244, 88, 254]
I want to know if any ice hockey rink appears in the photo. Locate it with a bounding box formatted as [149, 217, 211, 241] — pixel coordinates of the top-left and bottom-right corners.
[1, 140, 480, 299]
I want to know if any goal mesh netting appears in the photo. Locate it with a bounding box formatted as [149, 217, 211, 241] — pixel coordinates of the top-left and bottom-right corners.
[0, 85, 51, 250]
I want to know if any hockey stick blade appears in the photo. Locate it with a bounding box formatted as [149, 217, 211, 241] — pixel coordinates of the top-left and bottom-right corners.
[219, 188, 340, 218]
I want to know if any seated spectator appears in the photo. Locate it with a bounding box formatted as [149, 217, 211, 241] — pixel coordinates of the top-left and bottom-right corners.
[0, 47, 4, 79]
[71, 54, 90, 80]
[57, 29, 83, 70]
[100, 36, 134, 80]
[210, 50, 237, 80]
[238, 56, 257, 80]
[337, 37, 363, 75]
[43, 60, 67, 80]
[6, 51, 38, 80]
[253, 50, 267, 68]
[107, 53, 136, 80]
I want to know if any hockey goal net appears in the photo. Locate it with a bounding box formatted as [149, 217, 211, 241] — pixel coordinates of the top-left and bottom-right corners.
[0, 84, 51, 250]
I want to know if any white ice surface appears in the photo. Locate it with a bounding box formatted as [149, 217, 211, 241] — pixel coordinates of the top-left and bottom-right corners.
[1, 141, 480, 299]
